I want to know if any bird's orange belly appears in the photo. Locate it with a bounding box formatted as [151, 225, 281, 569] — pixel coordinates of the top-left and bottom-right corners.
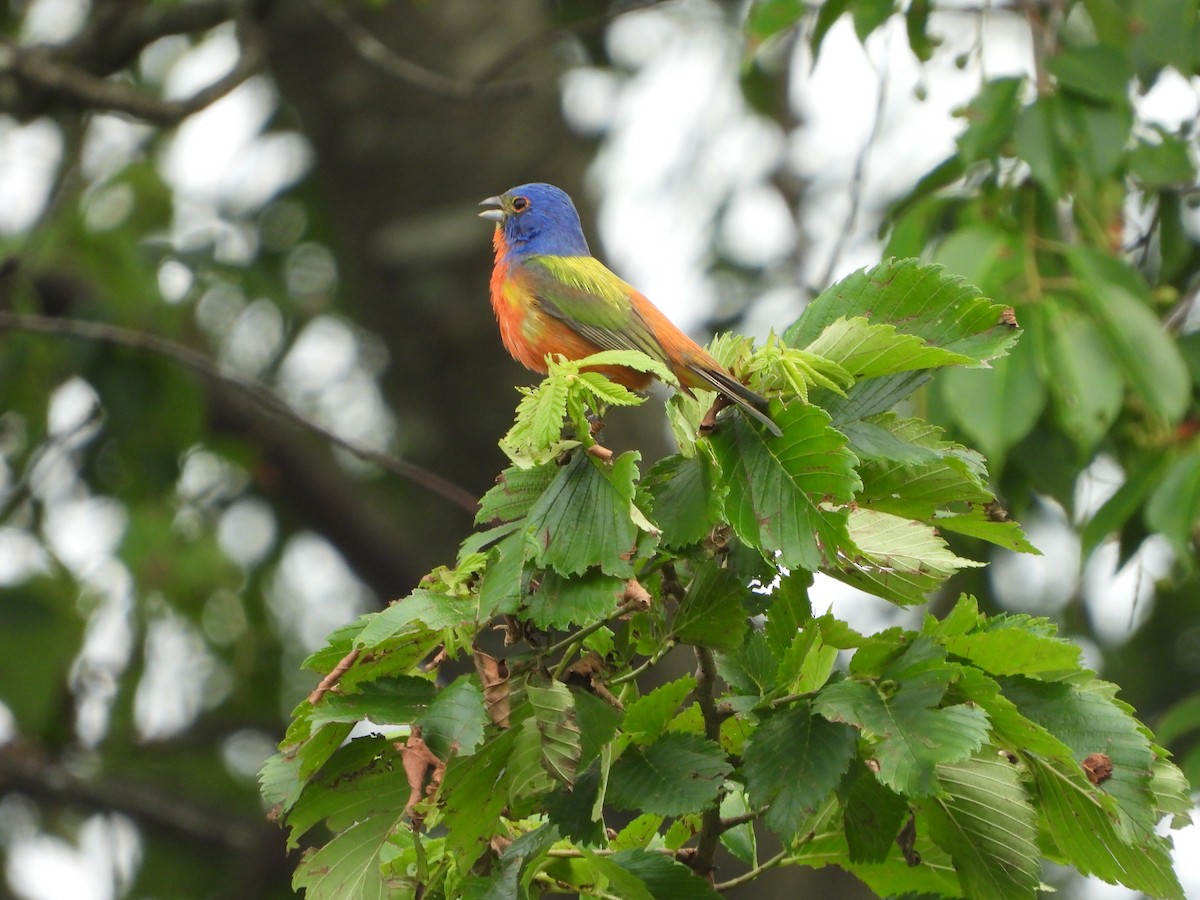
[491, 277, 651, 390]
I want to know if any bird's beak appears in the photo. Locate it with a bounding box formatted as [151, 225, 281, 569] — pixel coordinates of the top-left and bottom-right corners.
[478, 196, 505, 222]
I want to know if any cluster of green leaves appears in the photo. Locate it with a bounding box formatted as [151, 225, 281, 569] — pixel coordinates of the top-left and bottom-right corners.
[263, 260, 1190, 899]
[752, 0, 1200, 789]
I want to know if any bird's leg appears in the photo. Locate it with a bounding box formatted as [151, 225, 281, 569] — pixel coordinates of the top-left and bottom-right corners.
[698, 395, 733, 435]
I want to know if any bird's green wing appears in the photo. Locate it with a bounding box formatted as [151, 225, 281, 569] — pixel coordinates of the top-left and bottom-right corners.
[521, 255, 669, 363]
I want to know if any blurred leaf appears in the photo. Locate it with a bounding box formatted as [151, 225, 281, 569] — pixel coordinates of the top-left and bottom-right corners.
[1130, 131, 1198, 188]
[1070, 248, 1189, 423]
[852, 0, 895, 42]
[1048, 44, 1134, 102]
[747, 0, 805, 42]
[607, 733, 732, 817]
[1036, 301, 1124, 455]
[905, 0, 933, 60]
[1145, 453, 1200, 559]
[1130, 0, 1199, 76]
[1015, 96, 1069, 197]
[956, 77, 1024, 163]
[937, 336, 1046, 472]
[1081, 452, 1170, 557]
[811, 0, 851, 59]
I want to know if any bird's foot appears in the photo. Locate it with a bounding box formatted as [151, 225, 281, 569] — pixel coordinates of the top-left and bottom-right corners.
[699, 395, 733, 436]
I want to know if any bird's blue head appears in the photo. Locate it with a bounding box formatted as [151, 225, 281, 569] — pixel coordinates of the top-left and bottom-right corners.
[479, 182, 591, 259]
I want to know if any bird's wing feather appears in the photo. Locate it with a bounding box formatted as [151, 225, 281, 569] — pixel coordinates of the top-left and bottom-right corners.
[520, 256, 669, 363]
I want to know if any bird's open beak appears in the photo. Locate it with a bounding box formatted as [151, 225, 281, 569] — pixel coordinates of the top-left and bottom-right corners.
[478, 196, 505, 222]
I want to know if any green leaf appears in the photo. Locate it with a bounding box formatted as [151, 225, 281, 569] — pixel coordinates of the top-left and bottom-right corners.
[574, 689, 622, 770]
[1131, 0, 1199, 75]
[719, 786, 758, 864]
[1002, 676, 1157, 843]
[1030, 757, 1183, 899]
[742, 703, 858, 840]
[611, 849, 721, 899]
[804, 316, 975, 379]
[786, 260, 1017, 364]
[415, 675, 487, 758]
[355, 589, 487, 647]
[829, 509, 985, 606]
[673, 562, 749, 652]
[919, 752, 1041, 900]
[941, 616, 1082, 678]
[440, 729, 518, 869]
[525, 569, 625, 630]
[292, 812, 397, 900]
[623, 675, 697, 746]
[956, 77, 1024, 163]
[815, 668, 990, 796]
[1081, 451, 1170, 557]
[711, 402, 859, 571]
[527, 680, 583, 786]
[840, 760, 909, 863]
[501, 375, 573, 463]
[1070, 248, 1189, 423]
[607, 733, 732, 817]
[1146, 454, 1200, 558]
[310, 677, 437, 728]
[643, 453, 722, 549]
[905, 0, 933, 60]
[1047, 44, 1133, 102]
[476, 463, 558, 524]
[526, 451, 644, 577]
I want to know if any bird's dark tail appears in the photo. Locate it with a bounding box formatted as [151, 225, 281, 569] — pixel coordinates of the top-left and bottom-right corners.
[690, 366, 783, 437]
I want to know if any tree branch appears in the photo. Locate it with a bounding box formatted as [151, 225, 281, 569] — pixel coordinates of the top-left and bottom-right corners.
[0, 309, 479, 514]
[7, 18, 265, 125]
[308, 0, 531, 100]
[692, 645, 725, 877]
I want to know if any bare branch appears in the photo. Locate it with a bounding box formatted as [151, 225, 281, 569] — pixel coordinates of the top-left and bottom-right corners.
[7, 19, 265, 125]
[308, 0, 531, 100]
[0, 309, 480, 514]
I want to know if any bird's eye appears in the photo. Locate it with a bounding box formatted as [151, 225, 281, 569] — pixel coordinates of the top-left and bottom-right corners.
[511, 196, 529, 212]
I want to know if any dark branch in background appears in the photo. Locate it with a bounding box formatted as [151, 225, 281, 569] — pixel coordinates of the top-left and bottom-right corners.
[309, 0, 532, 99]
[692, 646, 726, 878]
[0, 744, 278, 851]
[0, 0, 267, 124]
[0, 309, 479, 514]
[5, 20, 264, 125]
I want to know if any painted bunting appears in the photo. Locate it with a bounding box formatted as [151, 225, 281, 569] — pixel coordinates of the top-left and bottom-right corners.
[479, 183, 781, 436]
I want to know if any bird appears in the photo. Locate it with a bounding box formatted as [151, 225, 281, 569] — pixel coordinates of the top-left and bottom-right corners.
[479, 183, 781, 437]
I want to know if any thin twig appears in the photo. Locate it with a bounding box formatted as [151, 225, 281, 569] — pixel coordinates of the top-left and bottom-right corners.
[719, 808, 765, 832]
[547, 597, 643, 680]
[308, 0, 531, 100]
[713, 848, 790, 892]
[816, 34, 890, 291]
[0, 310, 480, 513]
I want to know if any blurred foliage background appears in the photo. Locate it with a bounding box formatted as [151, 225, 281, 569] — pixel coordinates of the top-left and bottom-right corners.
[0, 0, 1197, 897]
